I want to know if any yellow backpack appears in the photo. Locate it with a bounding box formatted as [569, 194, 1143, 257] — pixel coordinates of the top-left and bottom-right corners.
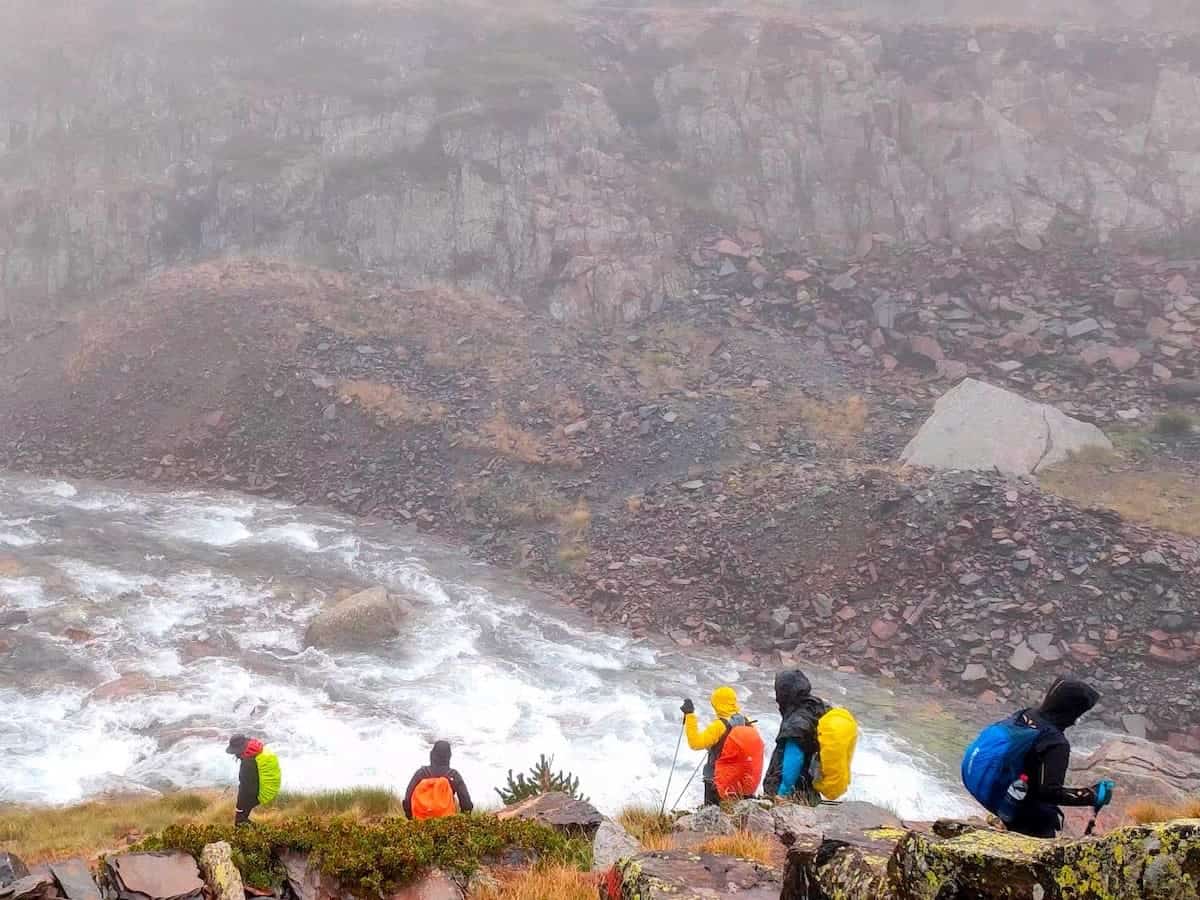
[255, 749, 282, 805]
[812, 707, 858, 800]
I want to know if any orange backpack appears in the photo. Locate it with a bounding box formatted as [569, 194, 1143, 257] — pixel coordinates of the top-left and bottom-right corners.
[411, 776, 456, 820]
[713, 720, 766, 799]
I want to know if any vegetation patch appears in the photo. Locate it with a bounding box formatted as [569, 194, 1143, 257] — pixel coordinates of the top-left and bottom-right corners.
[1040, 453, 1200, 537]
[616, 806, 675, 851]
[470, 864, 598, 900]
[138, 814, 577, 894]
[1125, 798, 1200, 824]
[337, 379, 447, 426]
[697, 830, 778, 865]
[464, 413, 580, 468]
[1155, 409, 1196, 436]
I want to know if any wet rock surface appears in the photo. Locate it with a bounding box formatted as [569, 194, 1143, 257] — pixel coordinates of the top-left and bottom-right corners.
[303, 586, 414, 649]
[601, 850, 782, 900]
[495, 791, 604, 837]
[100, 853, 204, 900]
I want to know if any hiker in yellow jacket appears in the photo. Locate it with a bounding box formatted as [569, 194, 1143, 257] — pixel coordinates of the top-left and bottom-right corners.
[681, 686, 764, 806]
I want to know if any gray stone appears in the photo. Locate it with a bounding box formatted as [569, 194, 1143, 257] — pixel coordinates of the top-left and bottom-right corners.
[873, 294, 902, 329]
[679, 480, 705, 491]
[1016, 231, 1043, 252]
[811, 593, 835, 619]
[0, 858, 29, 890]
[773, 801, 901, 844]
[0, 874, 55, 900]
[961, 663, 988, 683]
[1122, 714, 1151, 740]
[496, 791, 604, 836]
[303, 586, 414, 649]
[1008, 642, 1038, 672]
[899, 378, 1113, 476]
[676, 804, 736, 835]
[729, 799, 776, 835]
[1066, 317, 1102, 338]
[49, 861, 100, 900]
[1114, 288, 1143, 309]
[592, 819, 641, 872]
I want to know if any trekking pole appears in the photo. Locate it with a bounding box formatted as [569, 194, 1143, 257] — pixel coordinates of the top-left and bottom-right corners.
[660, 720, 684, 817]
[1084, 804, 1101, 836]
[671, 758, 705, 811]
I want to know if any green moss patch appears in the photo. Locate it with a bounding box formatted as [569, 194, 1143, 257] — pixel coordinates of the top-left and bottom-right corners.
[137, 814, 582, 894]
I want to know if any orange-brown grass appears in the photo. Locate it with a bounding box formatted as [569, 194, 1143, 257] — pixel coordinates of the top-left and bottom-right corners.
[337, 380, 446, 425]
[466, 414, 580, 468]
[1125, 798, 1200, 824]
[697, 830, 778, 865]
[616, 805, 675, 850]
[731, 388, 868, 450]
[469, 864, 597, 900]
[556, 500, 591, 571]
[1040, 455, 1200, 538]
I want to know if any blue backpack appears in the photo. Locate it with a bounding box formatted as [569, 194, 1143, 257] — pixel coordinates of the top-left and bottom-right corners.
[961, 713, 1046, 813]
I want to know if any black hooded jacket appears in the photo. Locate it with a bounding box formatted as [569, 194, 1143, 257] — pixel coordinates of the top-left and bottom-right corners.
[763, 670, 830, 797]
[1019, 677, 1101, 808]
[403, 740, 474, 818]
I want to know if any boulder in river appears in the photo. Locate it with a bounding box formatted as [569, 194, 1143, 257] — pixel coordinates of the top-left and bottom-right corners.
[900, 378, 1112, 475]
[303, 586, 414, 649]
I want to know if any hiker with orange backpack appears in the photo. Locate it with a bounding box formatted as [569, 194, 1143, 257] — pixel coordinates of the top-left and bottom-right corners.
[403, 740, 474, 820]
[681, 686, 765, 806]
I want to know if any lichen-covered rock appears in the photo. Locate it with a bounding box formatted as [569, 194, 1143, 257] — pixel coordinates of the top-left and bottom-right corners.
[892, 819, 1200, 900]
[729, 799, 776, 835]
[773, 800, 902, 845]
[198, 843, 243, 900]
[600, 851, 781, 900]
[676, 804, 736, 836]
[781, 824, 901, 899]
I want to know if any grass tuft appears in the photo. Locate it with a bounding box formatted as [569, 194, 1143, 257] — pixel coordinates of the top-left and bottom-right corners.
[1125, 798, 1200, 824]
[616, 805, 674, 850]
[1155, 410, 1196, 436]
[469, 864, 597, 900]
[274, 787, 401, 817]
[697, 830, 777, 865]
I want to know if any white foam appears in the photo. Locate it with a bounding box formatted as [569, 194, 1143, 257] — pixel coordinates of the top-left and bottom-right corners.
[0, 473, 976, 817]
[0, 576, 47, 609]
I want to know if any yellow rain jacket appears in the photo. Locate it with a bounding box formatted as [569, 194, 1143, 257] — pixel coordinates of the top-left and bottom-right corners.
[686, 686, 742, 780]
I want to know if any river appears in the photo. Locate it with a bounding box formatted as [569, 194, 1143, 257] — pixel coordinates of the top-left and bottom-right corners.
[0, 473, 976, 817]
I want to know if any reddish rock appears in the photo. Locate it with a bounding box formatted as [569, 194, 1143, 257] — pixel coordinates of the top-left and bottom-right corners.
[1147, 317, 1170, 338]
[783, 269, 812, 283]
[909, 336, 945, 363]
[1167, 273, 1190, 296]
[1107, 346, 1141, 372]
[870, 618, 900, 642]
[713, 239, 748, 258]
[1078, 345, 1109, 367]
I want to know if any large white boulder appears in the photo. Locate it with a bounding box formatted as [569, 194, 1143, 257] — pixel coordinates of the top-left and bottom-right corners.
[303, 586, 412, 649]
[900, 378, 1112, 475]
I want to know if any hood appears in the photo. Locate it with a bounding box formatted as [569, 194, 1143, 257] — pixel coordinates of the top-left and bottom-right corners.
[430, 740, 452, 767]
[226, 735, 264, 759]
[710, 686, 740, 719]
[1037, 677, 1100, 730]
[774, 670, 813, 713]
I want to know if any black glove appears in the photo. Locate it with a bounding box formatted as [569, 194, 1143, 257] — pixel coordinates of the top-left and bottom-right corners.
[680, 698, 695, 715]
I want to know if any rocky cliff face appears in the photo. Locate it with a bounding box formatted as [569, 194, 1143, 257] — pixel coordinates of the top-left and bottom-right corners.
[2, 0, 1200, 323]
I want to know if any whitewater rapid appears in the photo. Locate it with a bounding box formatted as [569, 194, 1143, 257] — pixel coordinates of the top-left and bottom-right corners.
[0, 474, 974, 817]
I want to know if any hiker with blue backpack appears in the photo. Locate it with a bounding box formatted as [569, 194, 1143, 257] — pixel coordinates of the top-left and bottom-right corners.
[962, 677, 1115, 838]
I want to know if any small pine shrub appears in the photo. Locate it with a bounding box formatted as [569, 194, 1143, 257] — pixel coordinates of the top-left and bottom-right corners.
[495, 755, 587, 805]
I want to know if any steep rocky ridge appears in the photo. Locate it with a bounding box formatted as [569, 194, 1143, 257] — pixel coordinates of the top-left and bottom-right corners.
[3, 0, 1200, 323]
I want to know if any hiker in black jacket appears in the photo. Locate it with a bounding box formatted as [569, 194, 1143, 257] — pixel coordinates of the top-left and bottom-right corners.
[403, 740, 474, 820]
[1009, 677, 1112, 838]
[763, 669, 829, 803]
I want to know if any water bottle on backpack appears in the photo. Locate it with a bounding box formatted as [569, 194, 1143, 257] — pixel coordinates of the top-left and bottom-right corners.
[996, 773, 1028, 825]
